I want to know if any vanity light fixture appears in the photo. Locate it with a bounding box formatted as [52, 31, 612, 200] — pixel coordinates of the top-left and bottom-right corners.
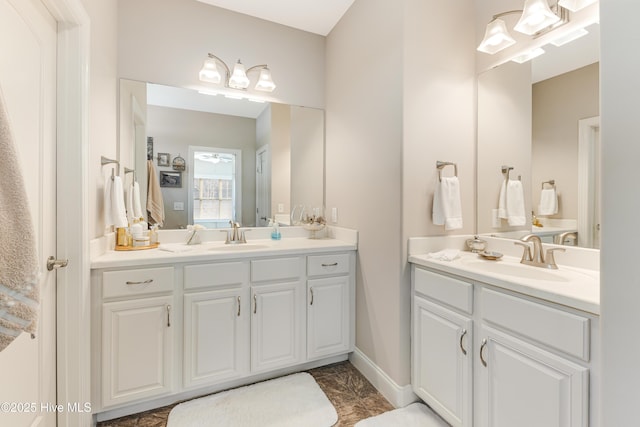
[511, 47, 546, 63]
[558, 0, 597, 12]
[478, 0, 569, 56]
[198, 53, 276, 93]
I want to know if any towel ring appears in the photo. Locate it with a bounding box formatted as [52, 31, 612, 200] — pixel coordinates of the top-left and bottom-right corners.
[436, 161, 458, 182]
[542, 179, 556, 189]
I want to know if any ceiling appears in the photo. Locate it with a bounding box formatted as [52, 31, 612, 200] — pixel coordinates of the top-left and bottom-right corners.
[195, 0, 355, 36]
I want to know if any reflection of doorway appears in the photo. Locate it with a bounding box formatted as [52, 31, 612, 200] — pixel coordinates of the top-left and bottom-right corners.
[256, 144, 271, 226]
[578, 116, 600, 248]
[188, 146, 242, 228]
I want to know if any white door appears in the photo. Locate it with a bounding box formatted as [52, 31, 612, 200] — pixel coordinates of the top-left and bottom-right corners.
[307, 276, 350, 360]
[477, 326, 588, 427]
[255, 144, 270, 226]
[102, 296, 174, 407]
[413, 296, 473, 427]
[0, 0, 57, 426]
[183, 289, 249, 388]
[251, 281, 304, 373]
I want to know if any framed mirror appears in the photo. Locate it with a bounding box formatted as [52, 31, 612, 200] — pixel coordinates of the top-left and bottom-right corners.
[476, 23, 600, 248]
[119, 79, 325, 229]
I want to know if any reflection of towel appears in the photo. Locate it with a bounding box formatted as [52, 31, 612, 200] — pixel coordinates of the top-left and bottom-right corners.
[433, 177, 463, 231]
[111, 176, 128, 228]
[126, 181, 143, 224]
[498, 179, 526, 226]
[0, 88, 40, 351]
[147, 160, 165, 226]
[538, 188, 558, 216]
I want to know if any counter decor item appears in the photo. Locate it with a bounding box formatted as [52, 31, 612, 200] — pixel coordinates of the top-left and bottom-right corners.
[466, 235, 487, 253]
[301, 207, 326, 239]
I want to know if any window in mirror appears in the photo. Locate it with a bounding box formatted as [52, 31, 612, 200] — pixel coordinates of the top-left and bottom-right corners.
[189, 147, 241, 228]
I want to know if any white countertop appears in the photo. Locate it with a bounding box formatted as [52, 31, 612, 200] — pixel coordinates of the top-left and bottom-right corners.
[91, 227, 358, 270]
[408, 236, 599, 315]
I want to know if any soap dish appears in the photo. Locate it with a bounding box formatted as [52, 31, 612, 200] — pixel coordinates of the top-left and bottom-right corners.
[479, 251, 503, 260]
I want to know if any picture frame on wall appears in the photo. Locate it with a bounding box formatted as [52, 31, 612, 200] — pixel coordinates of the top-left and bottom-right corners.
[157, 152, 170, 167]
[159, 171, 182, 188]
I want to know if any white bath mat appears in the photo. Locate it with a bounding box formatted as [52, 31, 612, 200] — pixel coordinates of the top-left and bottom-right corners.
[355, 402, 450, 427]
[167, 372, 337, 427]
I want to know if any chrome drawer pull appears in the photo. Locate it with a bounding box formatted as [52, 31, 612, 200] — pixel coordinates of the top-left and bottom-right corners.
[480, 339, 488, 367]
[321, 262, 338, 267]
[126, 279, 154, 285]
[237, 296, 241, 317]
[166, 305, 171, 327]
[310, 288, 314, 306]
[253, 294, 257, 314]
[459, 329, 467, 355]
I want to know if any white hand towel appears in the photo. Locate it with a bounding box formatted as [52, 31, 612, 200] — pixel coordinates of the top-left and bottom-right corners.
[111, 176, 128, 228]
[126, 182, 135, 225]
[498, 179, 526, 226]
[0, 86, 40, 351]
[432, 176, 463, 231]
[103, 173, 114, 227]
[538, 188, 558, 216]
[132, 181, 143, 219]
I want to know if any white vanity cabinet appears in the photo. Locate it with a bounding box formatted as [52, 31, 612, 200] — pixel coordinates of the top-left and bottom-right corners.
[412, 268, 473, 427]
[99, 267, 176, 408]
[183, 261, 250, 389]
[411, 265, 597, 427]
[250, 257, 305, 373]
[92, 243, 356, 420]
[306, 253, 355, 360]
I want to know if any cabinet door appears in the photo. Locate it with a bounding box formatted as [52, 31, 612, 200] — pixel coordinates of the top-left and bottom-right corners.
[251, 281, 304, 373]
[102, 296, 173, 407]
[183, 288, 249, 388]
[413, 296, 472, 427]
[307, 276, 350, 360]
[477, 325, 589, 427]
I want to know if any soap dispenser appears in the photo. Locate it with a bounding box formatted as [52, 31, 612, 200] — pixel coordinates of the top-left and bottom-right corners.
[270, 219, 281, 240]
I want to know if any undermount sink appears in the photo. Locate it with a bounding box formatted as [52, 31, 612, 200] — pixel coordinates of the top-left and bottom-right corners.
[208, 243, 271, 251]
[460, 258, 570, 282]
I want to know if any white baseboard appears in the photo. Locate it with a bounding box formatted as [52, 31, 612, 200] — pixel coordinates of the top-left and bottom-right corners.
[349, 348, 419, 408]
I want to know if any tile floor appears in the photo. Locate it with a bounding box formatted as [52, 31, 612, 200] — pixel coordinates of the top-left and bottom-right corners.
[97, 360, 395, 426]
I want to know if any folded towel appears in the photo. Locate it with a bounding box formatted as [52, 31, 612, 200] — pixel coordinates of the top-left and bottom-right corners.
[433, 176, 463, 231]
[0, 87, 40, 352]
[146, 160, 165, 226]
[538, 188, 558, 216]
[158, 244, 195, 253]
[426, 249, 460, 261]
[498, 179, 526, 226]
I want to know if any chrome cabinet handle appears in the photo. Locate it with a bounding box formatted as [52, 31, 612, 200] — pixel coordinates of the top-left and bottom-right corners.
[310, 288, 314, 306]
[166, 305, 171, 327]
[253, 294, 257, 314]
[126, 279, 153, 285]
[321, 262, 338, 267]
[459, 329, 467, 355]
[237, 296, 241, 317]
[480, 338, 488, 367]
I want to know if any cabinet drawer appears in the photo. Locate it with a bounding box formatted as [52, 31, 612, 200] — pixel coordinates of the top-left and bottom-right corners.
[481, 288, 590, 361]
[307, 253, 351, 277]
[184, 261, 249, 290]
[251, 257, 303, 283]
[413, 267, 473, 314]
[102, 267, 174, 299]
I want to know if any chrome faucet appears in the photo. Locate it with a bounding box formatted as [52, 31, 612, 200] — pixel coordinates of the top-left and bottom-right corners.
[221, 221, 248, 244]
[514, 234, 565, 269]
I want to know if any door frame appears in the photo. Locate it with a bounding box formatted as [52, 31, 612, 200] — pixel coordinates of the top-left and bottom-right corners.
[577, 116, 600, 248]
[42, 0, 91, 425]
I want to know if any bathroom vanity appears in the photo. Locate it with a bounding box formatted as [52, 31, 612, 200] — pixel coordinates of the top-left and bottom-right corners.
[90, 227, 356, 422]
[409, 236, 599, 427]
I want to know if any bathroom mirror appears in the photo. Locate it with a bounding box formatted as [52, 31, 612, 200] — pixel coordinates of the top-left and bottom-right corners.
[119, 79, 325, 229]
[476, 23, 600, 249]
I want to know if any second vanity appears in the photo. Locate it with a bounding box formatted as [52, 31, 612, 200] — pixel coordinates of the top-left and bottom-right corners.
[409, 236, 600, 427]
[90, 227, 357, 422]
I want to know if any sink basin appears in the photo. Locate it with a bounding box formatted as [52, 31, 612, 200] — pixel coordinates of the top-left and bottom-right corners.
[460, 258, 570, 282]
[208, 244, 271, 251]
